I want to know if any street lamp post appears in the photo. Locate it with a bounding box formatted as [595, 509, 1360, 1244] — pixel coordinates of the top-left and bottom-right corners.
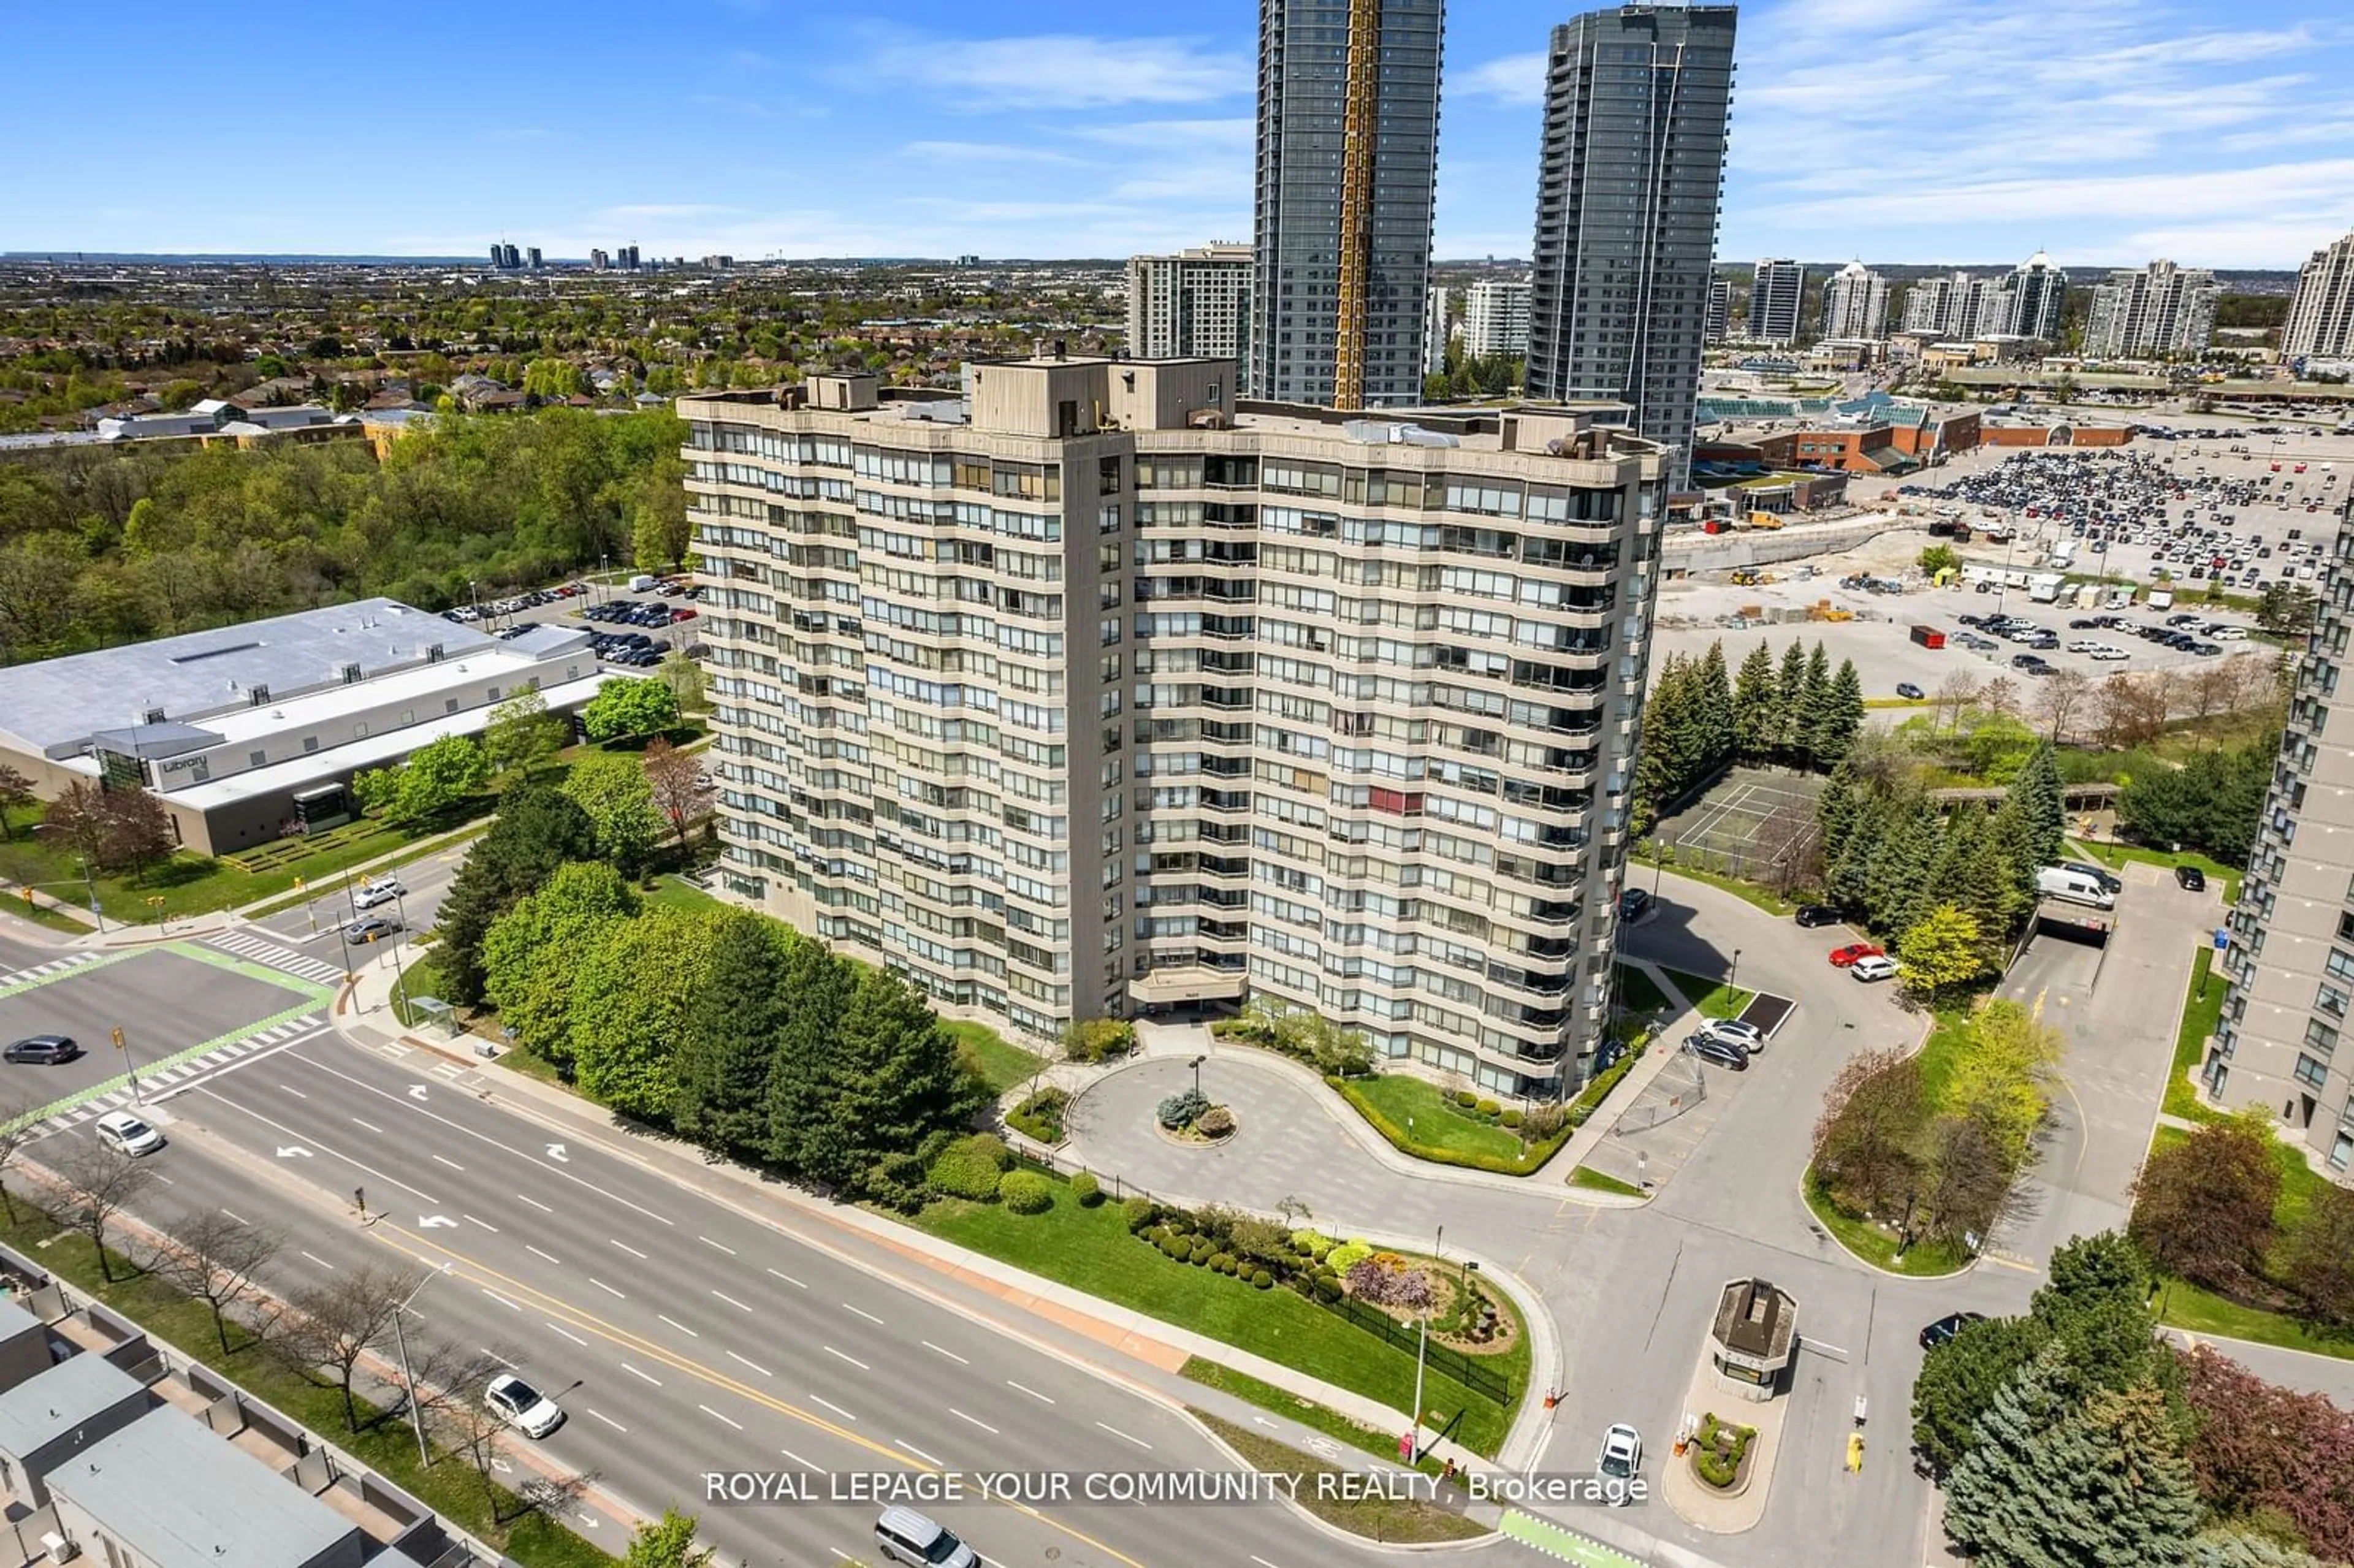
[390, 1265, 452, 1467]
[387, 889, 411, 1016]
[78, 858, 104, 934]
[1728, 948, 1743, 998]
[1189, 1054, 1206, 1100]
[469, 579, 482, 626]
[1409, 1311, 1428, 1465]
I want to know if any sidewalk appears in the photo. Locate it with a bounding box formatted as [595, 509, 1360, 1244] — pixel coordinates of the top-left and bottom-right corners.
[1551, 957, 1710, 1181]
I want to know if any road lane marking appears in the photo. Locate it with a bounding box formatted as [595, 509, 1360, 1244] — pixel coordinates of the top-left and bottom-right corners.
[727, 1350, 772, 1378]
[463, 1214, 500, 1233]
[899, 1440, 943, 1467]
[712, 1289, 752, 1313]
[950, 1409, 999, 1434]
[220, 1209, 251, 1226]
[481, 1288, 522, 1312]
[516, 1194, 554, 1214]
[843, 1303, 884, 1326]
[621, 1363, 663, 1387]
[658, 1314, 700, 1339]
[191, 1087, 439, 1203]
[432, 1155, 465, 1171]
[546, 1323, 589, 1348]
[1095, 1421, 1152, 1450]
[281, 1051, 676, 1225]
[923, 1342, 968, 1364]
[824, 1346, 869, 1371]
[278, 1084, 309, 1100]
[299, 1251, 336, 1271]
[780, 1448, 818, 1469]
[698, 1235, 737, 1255]
[1008, 1381, 1056, 1404]
[1251, 1557, 1283, 1568]
[700, 1404, 745, 1431]
[610, 1239, 648, 1260]
[526, 1245, 562, 1266]
[809, 1395, 858, 1423]
[481, 1347, 517, 1366]
[766, 1268, 806, 1288]
[589, 1278, 626, 1298]
[351, 1117, 383, 1133]
[587, 1408, 628, 1433]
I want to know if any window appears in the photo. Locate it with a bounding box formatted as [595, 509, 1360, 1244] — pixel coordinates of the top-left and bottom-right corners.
[2296, 1054, 2331, 1089]
[2323, 984, 2352, 1022]
[2311, 1019, 2341, 1055]
[302, 736, 319, 753]
[487, 687, 501, 702]
[248, 684, 270, 707]
[142, 706, 166, 725]
[248, 750, 267, 769]
[445, 698, 460, 714]
[2331, 948, 2354, 984]
[341, 663, 362, 685]
[354, 721, 369, 740]
[427, 642, 444, 663]
[2334, 1130, 2353, 1172]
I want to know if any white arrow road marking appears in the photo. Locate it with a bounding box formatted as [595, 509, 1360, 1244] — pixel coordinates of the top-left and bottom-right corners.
[951, 1409, 999, 1435]
[491, 1458, 512, 1474]
[418, 1215, 457, 1229]
[576, 1514, 599, 1530]
[275, 1145, 313, 1159]
[407, 1084, 430, 1100]
[545, 1144, 569, 1162]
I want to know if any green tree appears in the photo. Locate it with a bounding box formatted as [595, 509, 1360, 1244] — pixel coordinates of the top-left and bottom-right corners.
[672, 911, 789, 1161]
[483, 689, 568, 777]
[1732, 642, 1778, 766]
[630, 451, 693, 571]
[762, 937, 857, 1175]
[562, 752, 665, 876]
[434, 783, 601, 1005]
[362, 734, 489, 826]
[2128, 1111, 2280, 1293]
[1897, 903, 1986, 1000]
[1944, 999, 2060, 1172]
[1773, 641, 1808, 760]
[1919, 544, 1961, 576]
[657, 648, 706, 712]
[566, 906, 723, 1120]
[1795, 641, 1834, 769]
[625, 1509, 714, 1568]
[1697, 639, 1734, 776]
[1818, 657, 1865, 768]
[802, 965, 987, 1194]
[1944, 1351, 2200, 1568]
[480, 862, 641, 1065]
[581, 676, 681, 742]
[0, 763, 29, 842]
[2011, 741, 2066, 867]
[1913, 1312, 2048, 1477]
[2257, 581, 2318, 639]
[2282, 1181, 2354, 1326]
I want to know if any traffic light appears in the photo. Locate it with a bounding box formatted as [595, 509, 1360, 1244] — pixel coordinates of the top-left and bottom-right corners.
[110, 1027, 124, 1051]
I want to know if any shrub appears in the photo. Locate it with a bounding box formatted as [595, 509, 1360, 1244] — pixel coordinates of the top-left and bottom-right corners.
[864, 1151, 931, 1214]
[1189, 1239, 1214, 1262]
[1062, 1018, 1138, 1063]
[1157, 1087, 1211, 1128]
[1196, 1105, 1236, 1138]
[1069, 1171, 1102, 1207]
[1157, 1233, 1185, 1258]
[999, 1171, 1054, 1214]
[926, 1133, 1010, 1201]
[1212, 1253, 1236, 1274]
[1501, 1108, 1523, 1128]
[1564, 1043, 1647, 1129]
[1005, 1087, 1070, 1143]
[1291, 1228, 1335, 1260]
[1476, 1098, 1500, 1118]
[1454, 1089, 1479, 1108]
[1252, 1269, 1274, 1289]
[1327, 1242, 1374, 1273]
[1522, 1101, 1569, 1140]
[1346, 1255, 1438, 1312]
[1311, 1273, 1343, 1303]
[1123, 1196, 1160, 1233]
[1696, 1450, 1737, 1488]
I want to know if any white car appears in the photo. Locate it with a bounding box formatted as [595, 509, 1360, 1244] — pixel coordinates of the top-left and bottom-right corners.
[351, 877, 405, 910]
[1597, 1423, 1642, 1504]
[1699, 1018, 1766, 1056]
[94, 1111, 164, 1157]
[1850, 954, 1900, 983]
[2089, 645, 2131, 661]
[485, 1373, 564, 1437]
[2066, 639, 2102, 654]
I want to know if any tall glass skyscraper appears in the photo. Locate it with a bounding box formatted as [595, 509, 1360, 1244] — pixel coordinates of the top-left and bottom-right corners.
[1249, 0, 1444, 411]
[1525, 4, 1738, 487]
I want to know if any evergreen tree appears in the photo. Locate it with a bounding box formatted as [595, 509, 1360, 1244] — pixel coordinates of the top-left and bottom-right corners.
[1867, 797, 1941, 937]
[435, 783, 601, 1004]
[1818, 658, 1865, 768]
[2013, 740, 2066, 868]
[1698, 639, 1735, 775]
[1636, 654, 1699, 826]
[1774, 641, 1808, 761]
[763, 937, 857, 1175]
[1732, 642, 1778, 766]
[1817, 755, 1862, 868]
[1952, 808, 2031, 956]
[803, 966, 987, 1194]
[673, 911, 790, 1162]
[1795, 641, 1834, 771]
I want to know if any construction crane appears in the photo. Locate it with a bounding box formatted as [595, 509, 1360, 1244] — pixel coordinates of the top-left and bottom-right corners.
[1331, 0, 1380, 412]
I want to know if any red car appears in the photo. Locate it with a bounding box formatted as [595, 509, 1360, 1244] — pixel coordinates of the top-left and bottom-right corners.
[1828, 943, 1884, 968]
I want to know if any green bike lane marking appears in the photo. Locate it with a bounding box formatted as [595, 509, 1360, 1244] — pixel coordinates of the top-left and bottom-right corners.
[166, 939, 341, 998]
[0, 950, 133, 1003]
[1500, 1510, 1647, 1568]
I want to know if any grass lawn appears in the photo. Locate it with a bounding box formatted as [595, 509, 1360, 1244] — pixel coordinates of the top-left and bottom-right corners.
[2158, 1276, 2354, 1360]
[1339, 1075, 1525, 1164]
[942, 1020, 1046, 1095]
[0, 891, 96, 934]
[1657, 966, 1756, 1021]
[1656, 862, 1798, 918]
[1802, 1173, 1972, 1277]
[1570, 1166, 1645, 1198]
[1616, 964, 1675, 1017]
[2071, 838, 2243, 905]
[2164, 948, 2227, 1124]
[242, 826, 489, 919]
[1181, 1358, 1446, 1477]
[0, 1205, 608, 1568]
[639, 873, 728, 916]
[0, 814, 424, 924]
[1914, 1007, 1976, 1108]
[906, 1176, 1525, 1456]
[1189, 1412, 1484, 1543]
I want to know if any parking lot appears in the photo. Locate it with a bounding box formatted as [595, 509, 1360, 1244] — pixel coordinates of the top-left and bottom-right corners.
[438, 575, 704, 671]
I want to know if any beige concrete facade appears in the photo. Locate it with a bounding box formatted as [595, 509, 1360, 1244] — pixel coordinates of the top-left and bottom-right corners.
[2213, 497, 2354, 1168]
[682, 359, 1666, 1095]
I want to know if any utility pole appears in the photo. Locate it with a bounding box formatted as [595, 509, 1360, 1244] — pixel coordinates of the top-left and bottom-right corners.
[111, 1027, 142, 1104]
[1410, 1312, 1428, 1464]
[390, 1266, 449, 1467]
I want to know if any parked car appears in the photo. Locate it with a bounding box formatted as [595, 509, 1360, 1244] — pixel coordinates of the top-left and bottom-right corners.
[1849, 954, 1900, 983]
[2175, 865, 2207, 891]
[1683, 1033, 1750, 1071]
[1700, 1018, 1766, 1056]
[2060, 861, 2123, 894]
[1617, 888, 1651, 922]
[351, 877, 405, 910]
[1895, 682, 1925, 700]
[1827, 942, 1883, 968]
[1919, 1311, 1989, 1350]
[1596, 1423, 1643, 1504]
[484, 1374, 565, 1438]
[94, 1110, 164, 1157]
[1794, 904, 1844, 928]
[3, 1034, 80, 1065]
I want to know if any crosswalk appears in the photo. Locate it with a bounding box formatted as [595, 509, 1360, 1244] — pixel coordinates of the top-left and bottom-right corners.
[205, 931, 348, 987]
[0, 951, 104, 995]
[25, 1016, 327, 1141]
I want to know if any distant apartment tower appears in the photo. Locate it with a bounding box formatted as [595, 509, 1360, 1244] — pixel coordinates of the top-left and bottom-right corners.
[1424, 284, 1456, 373]
[2285, 231, 2354, 360]
[589, 248, 610, 271]
[2082, 260, 2218, 358]
[490, 243, 521, 270]
[1525, 4, 1739, 486]
[1747, 260, 1806, 346]
[1990, 251, 2067, 341]
[1703, 276, 1732, 344]
[621, 245, 642, 270]
[1126, 244, 1255, 382]
[1901, 272, 1972, 337]
[682, 360, 1668, 1093]
[1249, 0, 1445, 409]
[1463, 277, 1533, 359]
[2210, 497, 2354, 1167]
[1819, 261, 1889, 341]
[526, 246, 543, 270]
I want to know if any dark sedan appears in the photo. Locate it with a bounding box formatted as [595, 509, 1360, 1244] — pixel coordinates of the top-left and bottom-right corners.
[1795, 904, 1845, 928]
[1920, 1311, 1989, 1350]
[3, 1035, 80, 1065]
[2176, 865, 2207, 891]
[1683, 1033, 1750, 1071]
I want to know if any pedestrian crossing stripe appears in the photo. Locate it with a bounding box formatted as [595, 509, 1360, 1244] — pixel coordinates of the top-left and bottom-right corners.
[0, 951, 124, 1002]
[13, 1010, 326, 1140]
[203, 931, 348, 986]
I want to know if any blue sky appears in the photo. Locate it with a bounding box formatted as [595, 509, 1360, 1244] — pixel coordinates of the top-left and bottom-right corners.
[6, 0, 2352, 269]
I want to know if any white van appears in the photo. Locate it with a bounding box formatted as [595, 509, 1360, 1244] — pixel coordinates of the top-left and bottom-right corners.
[875, 1509, 978, 1568]
[627, 573, 658, 593]
[2036, 866, 2116, 910]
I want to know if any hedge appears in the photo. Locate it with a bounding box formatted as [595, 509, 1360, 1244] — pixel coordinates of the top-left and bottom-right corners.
[1565, 1040, 1650, 1130]
[928, 1133, 1010, 1201]
[1000, 1170, 1054, 1214]
[1328, 1076, 1575, 1177]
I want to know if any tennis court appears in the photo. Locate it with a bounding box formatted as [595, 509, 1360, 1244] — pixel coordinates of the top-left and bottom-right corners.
[1654, 769, 1824, 879]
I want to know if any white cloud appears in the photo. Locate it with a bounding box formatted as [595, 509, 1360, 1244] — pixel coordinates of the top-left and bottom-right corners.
[1451, 51, 1545, 106]
[900, 142, 1086, 166]
[856, 33, 1248, 111]
[1072, 117, 1253, 150]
